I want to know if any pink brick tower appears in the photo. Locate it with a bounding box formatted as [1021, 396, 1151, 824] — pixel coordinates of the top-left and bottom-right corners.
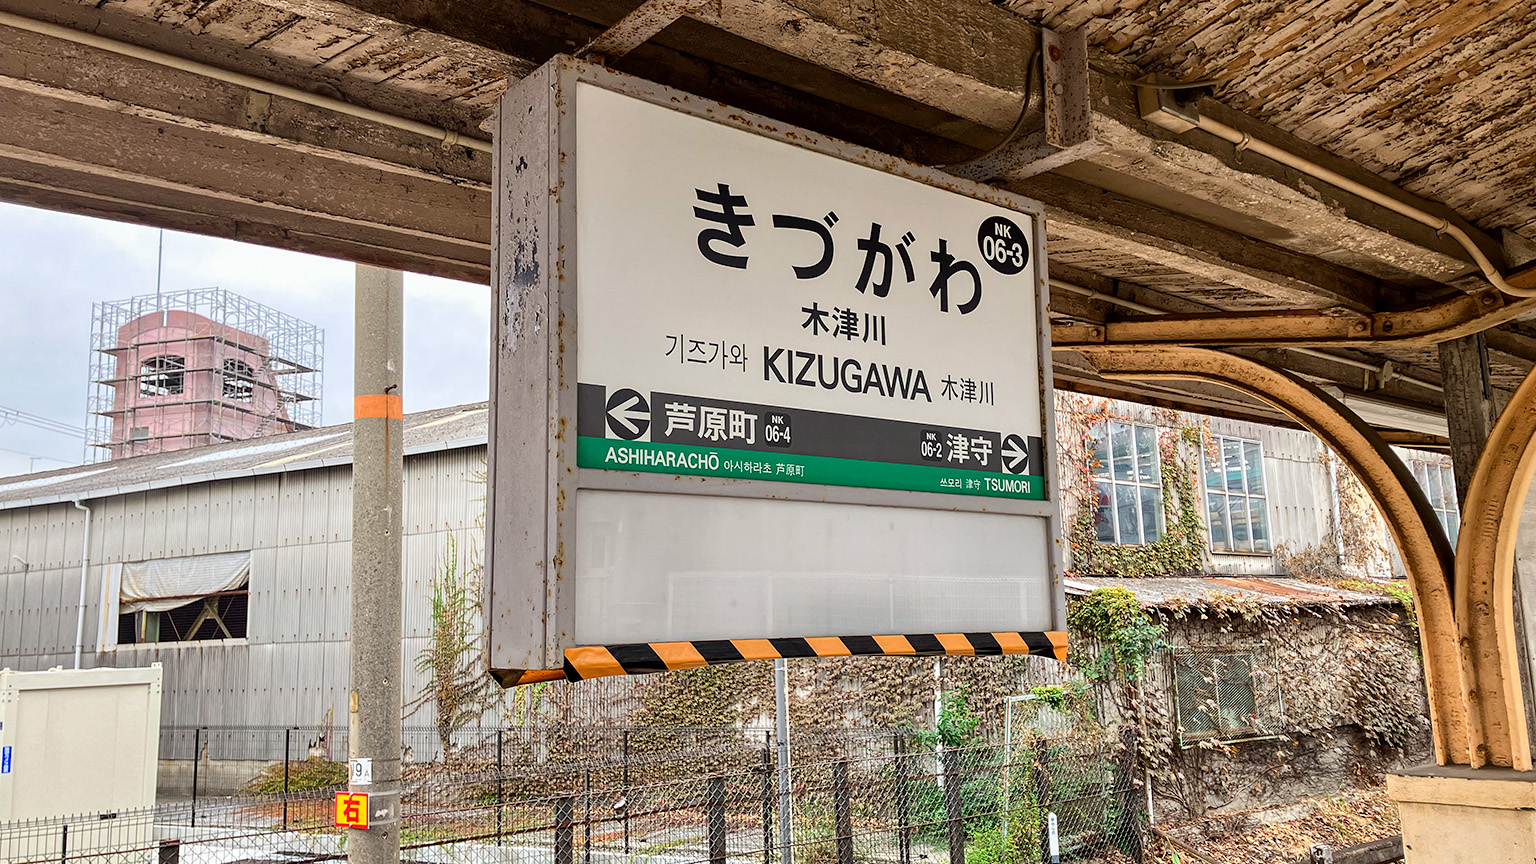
[87, 288, 323, 461]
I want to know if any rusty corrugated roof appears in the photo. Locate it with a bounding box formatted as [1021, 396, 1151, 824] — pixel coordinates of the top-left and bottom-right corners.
[1064, 576, 1394, 609]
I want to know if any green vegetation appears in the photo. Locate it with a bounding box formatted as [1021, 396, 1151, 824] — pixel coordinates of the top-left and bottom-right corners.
[901, 689, 1134, 864]
[406, 534, 499, 760]
[1067, 586, 1165, 684]
[909, 686, 982, 751]
[1341, 579, 1416, 628]
[242, 758, 348, 794]
[1066, 416, 1208, 579]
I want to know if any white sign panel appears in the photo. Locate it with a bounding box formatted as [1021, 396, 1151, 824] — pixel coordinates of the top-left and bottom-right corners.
[573, 82, 1045, 500]
[485, 58, 1063, 676]
[349, 758, 372, 786]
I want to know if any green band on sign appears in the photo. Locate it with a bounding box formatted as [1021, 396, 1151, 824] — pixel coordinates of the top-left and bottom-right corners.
[577, 436, 1045, 500]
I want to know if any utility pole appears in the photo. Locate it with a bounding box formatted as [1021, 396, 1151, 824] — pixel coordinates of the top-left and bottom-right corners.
[350, 265, 404, 864]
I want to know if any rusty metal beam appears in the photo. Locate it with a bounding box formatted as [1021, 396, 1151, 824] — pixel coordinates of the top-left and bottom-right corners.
[1455, 361, 1536, 770]
[1075, 346, 1468, 765]
[1053, 289, 1536, 350]
[1377, 431, 1450, 449]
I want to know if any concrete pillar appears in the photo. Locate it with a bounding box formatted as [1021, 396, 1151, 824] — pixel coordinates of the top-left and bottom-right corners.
[1390, 766, 1536, 862]
[349, 265, 404, 864]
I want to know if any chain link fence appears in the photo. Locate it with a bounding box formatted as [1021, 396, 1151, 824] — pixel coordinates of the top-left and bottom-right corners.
[157, 725, 935, 766]
[157, 726, 915, 798]
[1, 731, 1143, 864]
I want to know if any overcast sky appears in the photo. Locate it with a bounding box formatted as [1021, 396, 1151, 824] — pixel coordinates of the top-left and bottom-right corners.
[0, 201, 490, 478]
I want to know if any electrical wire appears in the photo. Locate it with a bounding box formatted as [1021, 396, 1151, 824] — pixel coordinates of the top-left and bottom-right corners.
[0, 405, 87, 438]
[1093, 65, 1229, 90]
[0, 445, 74, 465]
[935, 42, 1042, 172]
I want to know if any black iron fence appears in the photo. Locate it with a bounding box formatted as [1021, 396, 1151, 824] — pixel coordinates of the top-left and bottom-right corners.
[2, 732, 1143, 864]
[160, 725, 926, 801]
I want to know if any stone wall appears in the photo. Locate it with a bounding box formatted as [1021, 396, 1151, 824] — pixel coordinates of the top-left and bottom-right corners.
[1139, 603, 1432, 821]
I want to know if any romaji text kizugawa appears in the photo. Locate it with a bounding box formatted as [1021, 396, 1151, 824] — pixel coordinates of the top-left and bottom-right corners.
[762, 346, 931, 402]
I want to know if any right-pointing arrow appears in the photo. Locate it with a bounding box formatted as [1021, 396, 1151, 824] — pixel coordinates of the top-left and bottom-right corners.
[1002, 434, 1029, 474]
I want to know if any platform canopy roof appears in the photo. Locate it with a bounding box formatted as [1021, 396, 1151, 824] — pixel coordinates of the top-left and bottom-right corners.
[2, 0, 1533, 439]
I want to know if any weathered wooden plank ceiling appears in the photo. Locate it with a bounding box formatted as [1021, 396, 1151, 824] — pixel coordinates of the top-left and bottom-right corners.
[1007, 0, 1536, 236]
[1, 0, 1532, 435]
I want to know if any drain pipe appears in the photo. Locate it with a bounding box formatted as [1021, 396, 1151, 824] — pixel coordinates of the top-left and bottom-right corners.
[0, 10, 491, 154]
[1051, 279, 1445, 393]
[1138, 91, 1532, 298]
[1194, 114, 1529, 298]
[71, 499, 92, 670]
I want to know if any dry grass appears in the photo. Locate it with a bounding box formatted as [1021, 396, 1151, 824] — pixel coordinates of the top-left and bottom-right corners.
[1144, 786, 1399, 863]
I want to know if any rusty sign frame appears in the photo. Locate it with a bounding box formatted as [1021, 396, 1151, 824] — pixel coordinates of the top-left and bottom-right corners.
[483, 55, 1065, 683]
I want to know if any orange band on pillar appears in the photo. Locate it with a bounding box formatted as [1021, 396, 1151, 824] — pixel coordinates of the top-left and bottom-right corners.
[354, 394, 403, 420]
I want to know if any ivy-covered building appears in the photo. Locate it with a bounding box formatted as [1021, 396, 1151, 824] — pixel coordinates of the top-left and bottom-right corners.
[1053, 393, 1439, 820]
[1065, 576, 1429, 822]
[1057, 391, 1456, 582]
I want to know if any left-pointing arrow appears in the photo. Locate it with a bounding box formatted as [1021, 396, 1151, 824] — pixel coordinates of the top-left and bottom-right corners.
[605, 388, 650, 440]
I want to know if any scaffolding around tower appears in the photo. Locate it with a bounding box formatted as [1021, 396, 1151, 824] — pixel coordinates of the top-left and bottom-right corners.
[85, 287, 324, 462]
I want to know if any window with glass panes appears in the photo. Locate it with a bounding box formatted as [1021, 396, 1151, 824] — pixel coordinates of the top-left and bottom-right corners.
[1088, 421, 1163, 545]
[1205, 436, 1271, 553]
[1411, 460, 1460, 549]
[1172, 646, 1283, 745]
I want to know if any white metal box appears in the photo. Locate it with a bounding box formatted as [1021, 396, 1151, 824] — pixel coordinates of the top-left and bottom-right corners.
[0, 664, 162, 859]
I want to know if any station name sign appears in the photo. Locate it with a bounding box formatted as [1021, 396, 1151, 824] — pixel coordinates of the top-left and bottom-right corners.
[574, 81, 1045, 500]
[485, 57, 1065, 682]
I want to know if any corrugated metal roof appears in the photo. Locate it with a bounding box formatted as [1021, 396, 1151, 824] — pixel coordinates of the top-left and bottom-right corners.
[1064, 576, 1394, 609]
[0, 402, 489, 510]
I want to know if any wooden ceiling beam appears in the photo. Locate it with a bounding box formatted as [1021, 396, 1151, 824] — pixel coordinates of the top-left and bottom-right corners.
[6, 0, 1511, 307]
[0, 25, 492, 282]
[3, 0, 1529, 427]
[631, 0, 1500, 293]
[1021, 174, 1391, 313]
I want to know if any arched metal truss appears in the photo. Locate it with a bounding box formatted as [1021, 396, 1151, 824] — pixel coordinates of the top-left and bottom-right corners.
[1455, 362, 1536, 769]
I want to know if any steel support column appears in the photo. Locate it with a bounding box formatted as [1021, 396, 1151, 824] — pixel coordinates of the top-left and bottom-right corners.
[1453, 359, 1536, 769]
[1075, 346, 1469, 764]
[1440, 334, 1536, 769]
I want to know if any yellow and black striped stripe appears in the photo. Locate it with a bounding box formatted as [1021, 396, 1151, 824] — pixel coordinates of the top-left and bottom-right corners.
[500, 631, 1067, 685]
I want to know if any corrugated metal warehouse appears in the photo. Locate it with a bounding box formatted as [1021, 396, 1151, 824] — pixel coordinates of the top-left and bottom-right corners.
[0, 403, 487, 730]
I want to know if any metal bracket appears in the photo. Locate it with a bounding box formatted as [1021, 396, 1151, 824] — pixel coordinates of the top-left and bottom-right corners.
[244, 91, 272, 134]
[1137, 81, 1200, 133]
[948, 27, 1102, 183]
[576, 0, 716, 62]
